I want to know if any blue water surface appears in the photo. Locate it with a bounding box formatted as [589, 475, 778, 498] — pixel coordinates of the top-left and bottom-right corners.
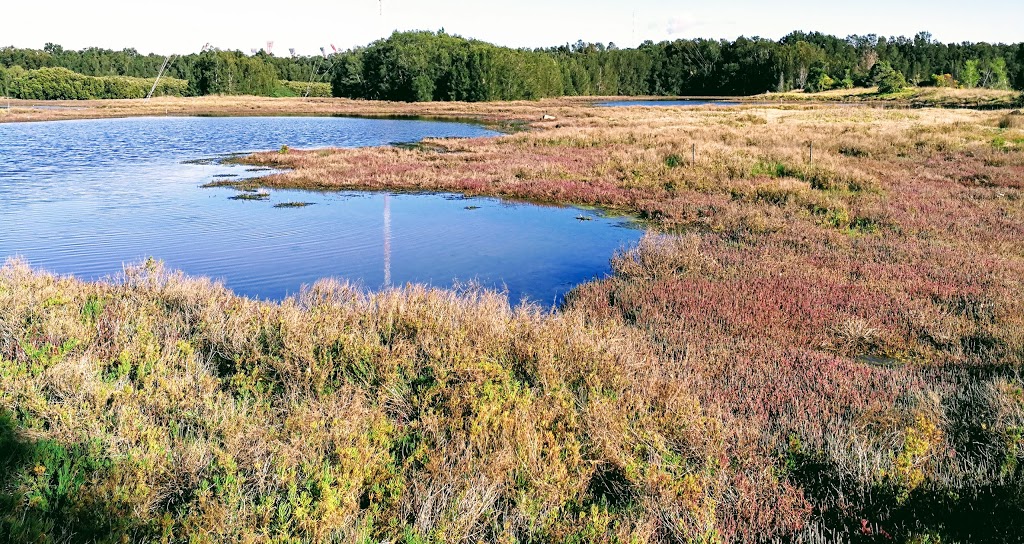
[0, 116, 642, 304]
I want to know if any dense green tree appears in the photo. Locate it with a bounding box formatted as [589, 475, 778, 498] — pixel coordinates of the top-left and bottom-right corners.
[871, 62, 908, 93]
[805, 65, 836, 93]
[2, 30, 1023, 101]
[962, 59, 982, 88]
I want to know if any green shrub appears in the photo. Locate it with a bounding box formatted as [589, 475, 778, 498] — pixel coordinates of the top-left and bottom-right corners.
[278, 80, 332, 98]
[877, 66, 909, 94]
[867, 61, 908, 94]
[930, 73, 958, 88]
[805, 66, 836, 93]
[6, 66, 187, 100]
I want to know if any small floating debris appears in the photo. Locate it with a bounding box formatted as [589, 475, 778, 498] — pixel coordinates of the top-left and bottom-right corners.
[181, 157, 219, 165]
[229, 192, 270, 201]
[464, 205, 481, 210]
[212, 173, 239, 178]
[575, 215, 594, 221]
[274, 202, 314, 208]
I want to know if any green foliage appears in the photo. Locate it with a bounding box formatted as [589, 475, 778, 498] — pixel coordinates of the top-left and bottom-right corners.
[347, 31, 566, 102]
[2, 31, 1024, 101]
[931, 73, 958, 88]
[962, 59, 982, 89]
[4, 66, 186, 99]
[985, 57, 1012, 89]
[0, 412, 140, 543]
[277, 80, 332, 98]
[0, 65, 11, 97]
[751, 160, 798, 179]
[189, 50, 278, 96]
[871, 62, 909, 94]
[805, 65, 836, 93]
[959, 57, 1011, 90]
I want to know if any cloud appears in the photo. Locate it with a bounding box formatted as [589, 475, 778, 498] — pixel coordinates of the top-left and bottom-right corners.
[665, 13, 701, 35]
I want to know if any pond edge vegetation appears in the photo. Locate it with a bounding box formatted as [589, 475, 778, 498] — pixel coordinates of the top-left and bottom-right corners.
[2, 98, 1024, 543]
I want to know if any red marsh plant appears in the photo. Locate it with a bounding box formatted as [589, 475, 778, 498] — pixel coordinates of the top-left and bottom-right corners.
[2, 102, 1024, 542]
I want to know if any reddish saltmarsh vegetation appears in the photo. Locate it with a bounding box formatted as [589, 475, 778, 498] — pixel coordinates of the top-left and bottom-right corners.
[2, 101, 1024, 542]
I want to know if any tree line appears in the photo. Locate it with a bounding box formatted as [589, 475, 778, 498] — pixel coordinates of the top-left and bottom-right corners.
[2, 30, 1023, 101]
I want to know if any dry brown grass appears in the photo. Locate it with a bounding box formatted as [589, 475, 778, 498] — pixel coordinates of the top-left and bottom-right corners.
[1000, 110, 1024, 129]
[2, 100, 1024, 542]
[755, 86, 1021, 109]
[0, 95, 595, 126]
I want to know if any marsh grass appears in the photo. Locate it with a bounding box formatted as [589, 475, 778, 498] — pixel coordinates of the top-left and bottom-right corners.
[999, 111, 1024, 129]
[273, 202, 314, 208]
[755, 86, 1021, 109]
[2, 99, 1024, 542]
[228, 191, 270, 201]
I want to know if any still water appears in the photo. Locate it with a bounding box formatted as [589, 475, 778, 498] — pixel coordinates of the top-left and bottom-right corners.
[0, 116, 642, 304]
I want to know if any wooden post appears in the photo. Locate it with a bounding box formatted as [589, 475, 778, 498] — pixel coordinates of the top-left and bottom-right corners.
[809, 141, 813, 164]
[692, 143, 696, 165]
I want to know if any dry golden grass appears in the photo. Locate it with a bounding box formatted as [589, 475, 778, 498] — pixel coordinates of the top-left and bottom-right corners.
[755, 86, 1021, 108]
[2, 99, 1024, 542]
[0, 95, 595, 126]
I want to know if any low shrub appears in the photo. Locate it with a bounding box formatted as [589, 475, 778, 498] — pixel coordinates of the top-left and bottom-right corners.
[999, 111, 1023, 129]
[278, 80, 332, 98]
[5, 66, 188, 100]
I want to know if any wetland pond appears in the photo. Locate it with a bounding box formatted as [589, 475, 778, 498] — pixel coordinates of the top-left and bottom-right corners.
[0, 116, 643, 304]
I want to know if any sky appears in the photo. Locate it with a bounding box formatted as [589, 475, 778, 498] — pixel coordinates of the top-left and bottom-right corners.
[3, 0, 1022, 56]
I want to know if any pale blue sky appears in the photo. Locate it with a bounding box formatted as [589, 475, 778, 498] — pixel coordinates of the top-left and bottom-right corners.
[4, 0, 1021, 55]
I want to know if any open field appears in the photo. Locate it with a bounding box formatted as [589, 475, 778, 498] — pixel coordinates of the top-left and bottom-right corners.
[2, 99, 1024, 542]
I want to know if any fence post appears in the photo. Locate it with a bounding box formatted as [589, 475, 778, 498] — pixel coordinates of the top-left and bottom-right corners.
[692, 143, 696, 165]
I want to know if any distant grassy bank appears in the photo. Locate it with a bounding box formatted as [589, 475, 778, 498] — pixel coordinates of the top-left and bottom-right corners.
[0, 95, 581, 126]
[1, 87, 1019, 129]
[2, 101, 1024, 542]
[755, 85, 1022, 109]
